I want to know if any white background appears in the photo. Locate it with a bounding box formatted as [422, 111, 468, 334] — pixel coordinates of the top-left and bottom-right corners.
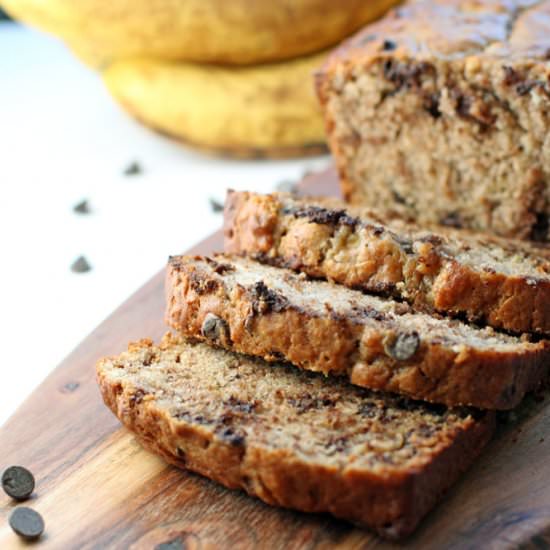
[0, 22, 330, 426]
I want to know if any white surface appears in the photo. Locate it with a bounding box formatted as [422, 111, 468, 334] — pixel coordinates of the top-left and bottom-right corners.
[0, 23, 330, 426]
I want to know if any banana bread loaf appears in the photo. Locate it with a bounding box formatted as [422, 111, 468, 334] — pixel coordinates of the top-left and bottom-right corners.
[165, 254, 550, 409]
[315, 0, 550, 241]
[224, 190, 550, 335]
[96, 333, 494, 539]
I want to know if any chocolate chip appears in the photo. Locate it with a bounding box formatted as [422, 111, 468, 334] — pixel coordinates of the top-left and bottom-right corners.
[288, 393, 336, 414]
[2, 466, 35, 501]
[391, 189, 406, 205]
[350, 304, 389, 321]
[418, 234, 443, 246]
[382, 39, 397, 51]
[201, 313, 221, 338]
[516, 81, 538, 96]
[440, 211, 463, 228]
[393, 235, 414, 254]
[383, 60, 434, 91]
[208, 197, 224, 213]
[70, 255, 92, 273]
[357, 402, 380, 418]
[129, 389, 146, 407]
[9, 507, 44, 540]
[326, 436, 348, 453]
[284, 205, 359, 228]
[213, 262, 234, 275]
[61, 381, 80, 393]
[451, 88, 495, 128]
[384, 331, 420, 361]
[249, 281, 289, 315]
[454, 92, 471, 118]
[174, 411, 212, 425]
[124, 161, 142, 176]
[204, 257, 235, 274]
[72, 199, 91, 215]
[189, 272, 218, 295]
[502, 66, 523, 86]
[531, 213, 549, 242]
[424, 93, 441, 118]
[201, 313, 230, 344]
[218, 427, 246, 446]
[175, 447, 187, 461]
[224, 396, 257, 414]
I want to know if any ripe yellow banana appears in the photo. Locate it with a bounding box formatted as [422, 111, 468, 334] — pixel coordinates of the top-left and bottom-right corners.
[1, 0, 401, 67]
[103, 52, 328, 158]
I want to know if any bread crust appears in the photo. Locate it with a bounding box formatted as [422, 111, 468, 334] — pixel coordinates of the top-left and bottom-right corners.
[96, 335, 495, 539]
[165, 255, 550, 409]
[223, 190, 550, 335]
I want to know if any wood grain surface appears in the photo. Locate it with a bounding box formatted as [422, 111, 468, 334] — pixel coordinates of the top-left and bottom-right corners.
[1, 168, 550, 549]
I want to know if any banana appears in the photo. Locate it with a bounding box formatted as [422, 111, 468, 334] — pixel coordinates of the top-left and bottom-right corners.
[1, 0, 401, 67]
[103, 52, 328, 158]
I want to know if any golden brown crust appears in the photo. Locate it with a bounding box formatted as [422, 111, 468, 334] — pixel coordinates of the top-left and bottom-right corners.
[165, 255, 550, 409]
[223, 190, 550, 335]
[315, 0, 550, 241]
[96, 336, 494, 539]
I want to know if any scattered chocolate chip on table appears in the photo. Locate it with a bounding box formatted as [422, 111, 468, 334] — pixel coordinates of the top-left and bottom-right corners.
[124, 161, 143, 176]
[2, 466, 35, 501]
[70, 255, 92, 274]
[208, 197, 224, 213]
[73, 199, 91, 215]
[9, 507, 45, 541]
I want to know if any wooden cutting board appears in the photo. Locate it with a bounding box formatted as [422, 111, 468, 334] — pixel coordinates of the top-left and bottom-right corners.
[1, 168, 550, 550]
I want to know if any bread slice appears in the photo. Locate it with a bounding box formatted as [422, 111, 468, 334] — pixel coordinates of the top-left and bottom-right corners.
[224, 190, 550, 335]
[166, 254, 550, 410]
[314, 0, 550, 241]
[96, 333, 495, 539]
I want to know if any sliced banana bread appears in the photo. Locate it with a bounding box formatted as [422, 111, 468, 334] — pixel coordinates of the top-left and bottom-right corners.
[224, 190, 550, 335]
[166, 254, 550, 410]
[96, 334, 494, 539]
[315, 0, 550, 241]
